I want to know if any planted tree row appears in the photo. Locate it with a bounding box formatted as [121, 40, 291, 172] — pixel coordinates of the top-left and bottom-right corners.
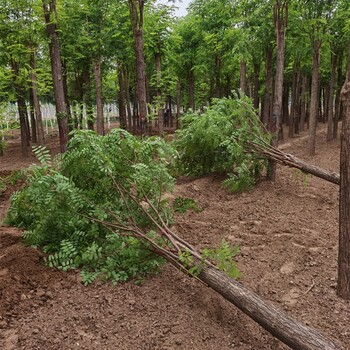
[1, 0, 350, 157]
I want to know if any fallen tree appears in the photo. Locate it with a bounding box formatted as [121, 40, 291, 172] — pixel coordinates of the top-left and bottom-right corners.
[245, 137, 340, 185]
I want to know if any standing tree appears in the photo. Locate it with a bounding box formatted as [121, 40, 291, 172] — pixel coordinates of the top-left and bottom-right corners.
[42, 0, 69, 152]
[338, 42, 350, 300]
[269, 0, 288, 180]
[128, 0, 148, 132]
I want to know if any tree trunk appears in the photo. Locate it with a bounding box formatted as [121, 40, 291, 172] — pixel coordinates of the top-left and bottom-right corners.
[29, 50, 44, 145]
[28, 87, 37, 144]
[176, 80, 181, 129]
[94, 56, 104, 135]
[239, 60, 247, 95]
[125, 70, 133, 131]
[262, 47, 273, 126]
[10, 59, 29, 157]
[117, 63, 127, 129]
[338, 45, 350, 300]
[43, 0, 68, 153]
[83, 65, 94, 131]
[129, 0, 148, 134]
[188, 70, 195, 111]
[155, 52, 163, 135]
[253, 61, 260, 110]
[200, 267, 342, 350]
[215, 55, 222, 98]
[327, 53, 337, 141]
[309, 40, 321, 155]
[334, 50, 344, 139]
[269, 1, 288, 181]
[300, 75, 308, 132]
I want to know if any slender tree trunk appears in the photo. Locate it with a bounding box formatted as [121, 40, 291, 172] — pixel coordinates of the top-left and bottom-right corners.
[216, 55, 222, 98]
[117, 64, 127, 129]
[155, 52, 163, 135]
[43, 0, 68, 153]
[262, 47, 273, 126]
[269, 1, 288, 180]
[83, 66, 94, 130]
[10, 59, 29, 157]
[327, 54, 337, 141]
[28, 88, 37, 144]
[334, 50, 344, 139]
[338, 45, 350, 300]
[299, 75, 308, 132]
[94, 56, 104, 135]
[239, 60, 247, 95]
[282, 83, 289, 126]
[176, 80, 181, 129]
[309, 40, 321, 155]
[188, 70, 195, 111]
[253, 61, 260, 110]
[29, 50, 44, 145]
[124, 69, 133, 131]
[128, 0, 148, 133]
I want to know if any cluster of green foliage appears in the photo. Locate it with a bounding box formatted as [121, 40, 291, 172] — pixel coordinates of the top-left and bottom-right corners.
[6, 130, 176, 285]
[175, 95, 270, 191]
[173, 196, 202, 213]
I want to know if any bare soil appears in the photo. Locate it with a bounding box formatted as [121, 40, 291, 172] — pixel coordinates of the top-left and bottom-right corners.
[0, 127, 349, 350]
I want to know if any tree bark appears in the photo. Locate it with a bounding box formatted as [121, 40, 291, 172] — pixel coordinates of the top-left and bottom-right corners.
[10, 59, 29, 157]
[200, 267, 342, 350]
[155, 52, 163, 135]
[253, 61, 260, 110]
[334, 51, 344, 139]
[239, 60, 247, 95]
[327, 53, 337, 142]
[299, 75, 308, 132]
[176, 80, 181, 129]
[28, 87, 37, 144]
[262, 47, 273, 126]
[188, 70, 195, 111]
[338, 44, 350, 300]
[94, 56, 104, 135]
[43, 0, 68, 153]
[117, 63, 127, 129]
[128, 0, 148, 133]
[29, 50, 44, 145]
[269, 1, 288, 181]
[309, 40, 321, 155]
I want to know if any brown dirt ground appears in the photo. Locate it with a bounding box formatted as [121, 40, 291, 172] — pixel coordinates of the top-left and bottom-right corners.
[0, 127, 349, 350]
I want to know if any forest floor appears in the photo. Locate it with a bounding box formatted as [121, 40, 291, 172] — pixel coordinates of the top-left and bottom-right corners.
[0, 126, 349, 350]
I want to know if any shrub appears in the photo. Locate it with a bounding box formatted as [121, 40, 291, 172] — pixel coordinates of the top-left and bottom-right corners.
[175, 95, 270, 191]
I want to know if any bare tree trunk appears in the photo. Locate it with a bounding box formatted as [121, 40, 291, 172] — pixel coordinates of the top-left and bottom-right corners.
[239, 60, 247, 95]
[338, 44, 350, 300]
[262, 47, 273, 126]
[200, 267, 342, 350]
[300, 75, 308, 132]
[10, 59, 29, 157]
[309, 40, 321, 155]
[327, 53, 337, 141]
[188, 70, 195, 111]
[253, 61, 260, 110]
[117, 63, 127, 129]
[176, 80, 181, 129]
[30, 50, 44, 145]
[155, 52, 163, 135]
[269, 1, 288, 180]
[128, 0, 148, 134]
[125, 70, 133, 131]
[28, 88, 37, 144]
[94, 56, 104, 135]
[334, 51, 344, 139]
[43, 0, 68, 153]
